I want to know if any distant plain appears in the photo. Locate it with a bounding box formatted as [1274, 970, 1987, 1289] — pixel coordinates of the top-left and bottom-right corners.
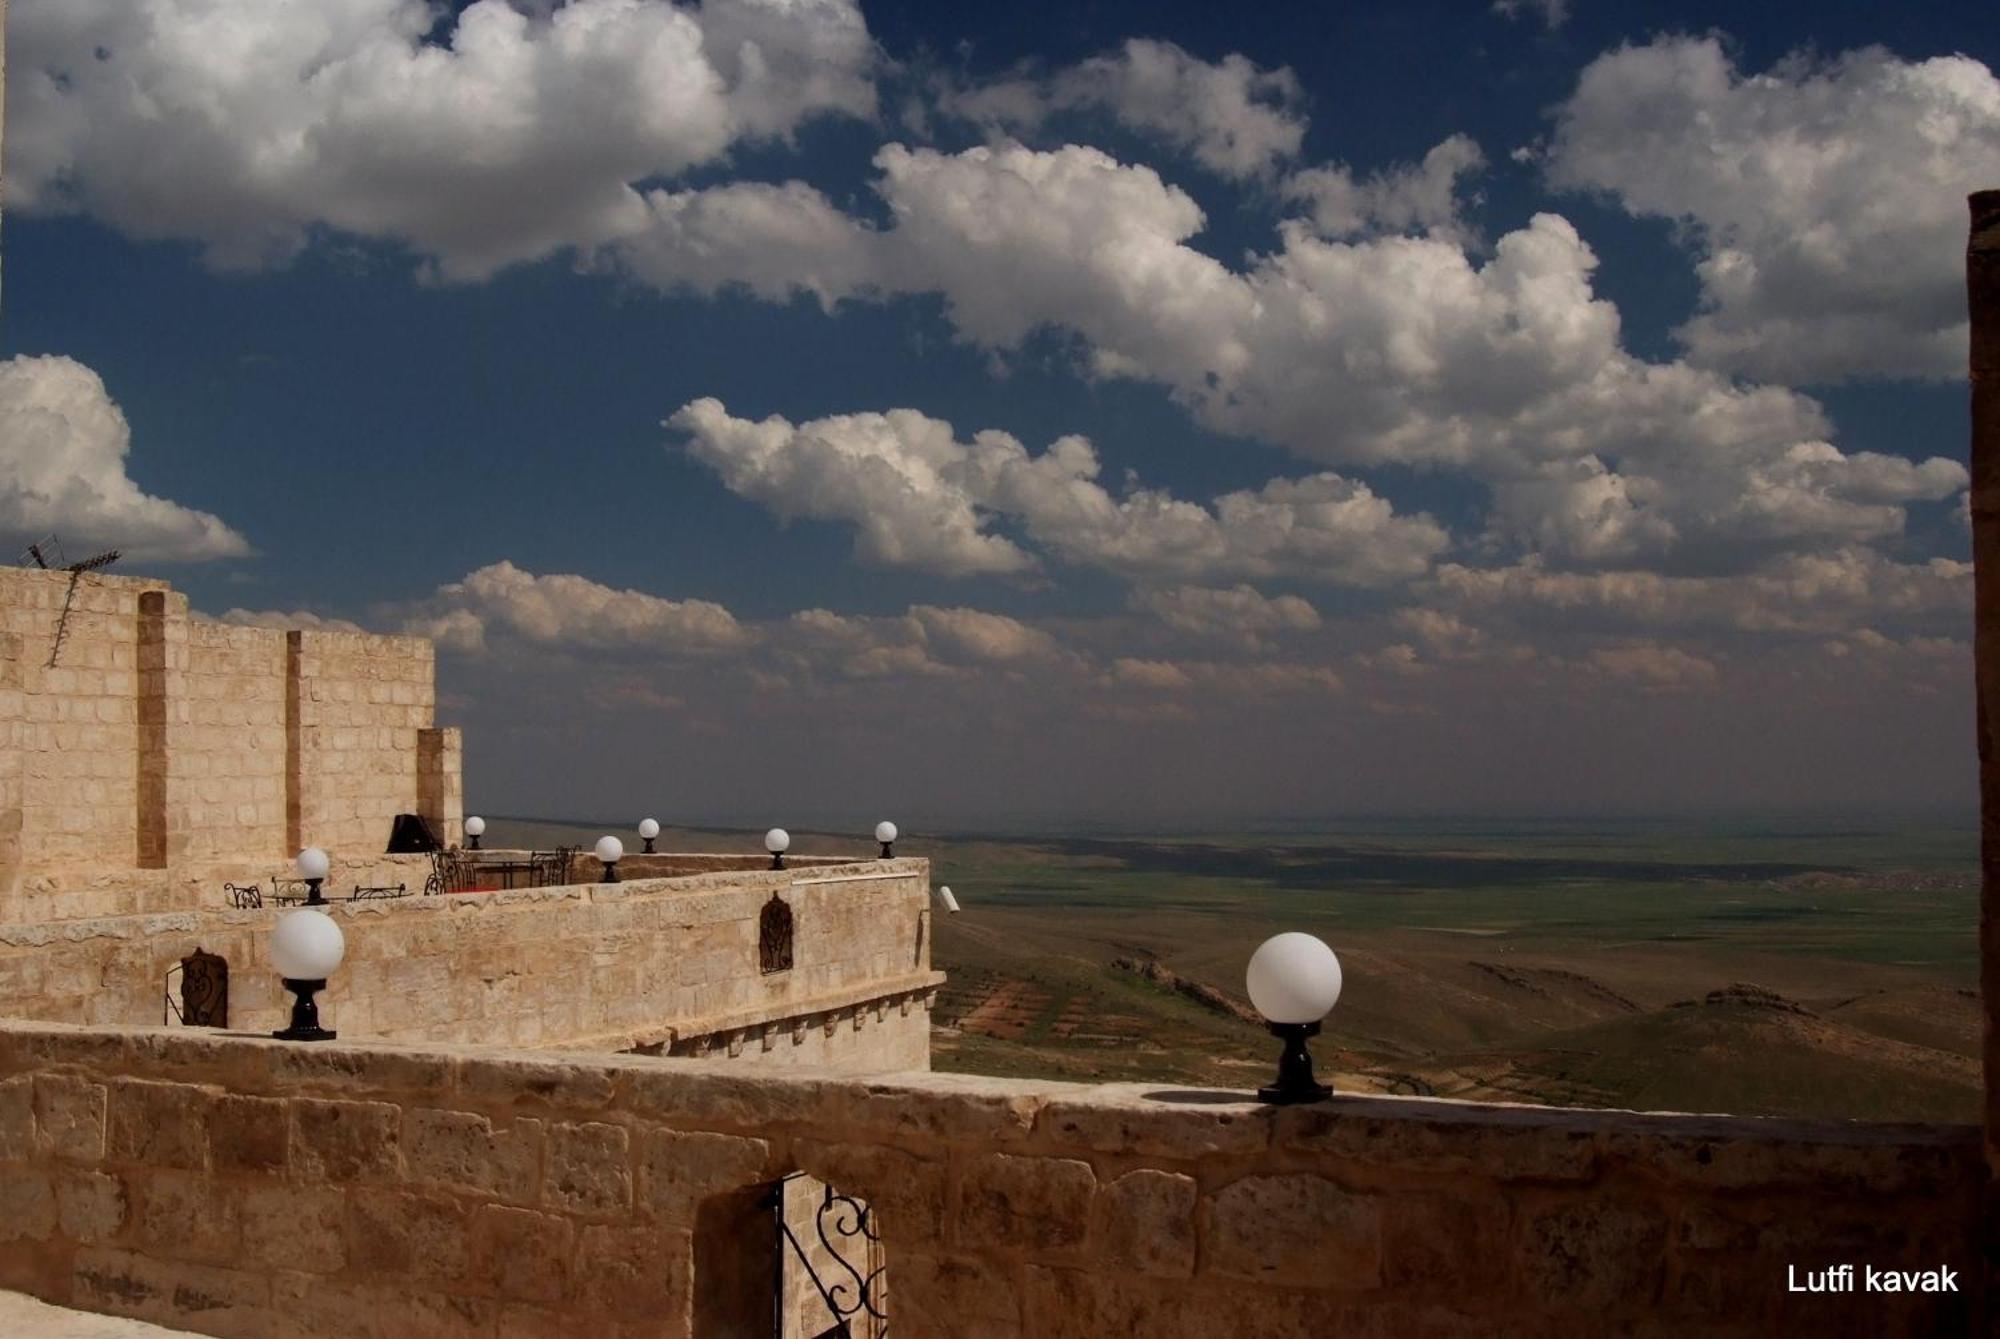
[492, 815, 1980, 1123]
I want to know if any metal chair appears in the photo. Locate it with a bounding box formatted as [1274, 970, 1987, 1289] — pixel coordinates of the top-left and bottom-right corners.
[536, 845, 579, 887]
[349, 883, 408, 901]
[268, 875, 311, 906]
[424, 848, 473, 896]
[223, 882, 263, 909]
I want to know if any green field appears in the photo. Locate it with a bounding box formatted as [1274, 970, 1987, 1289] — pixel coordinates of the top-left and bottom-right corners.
[491, 815, 1983, 1123]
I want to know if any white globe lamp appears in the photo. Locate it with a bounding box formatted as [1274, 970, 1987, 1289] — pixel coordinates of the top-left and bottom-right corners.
[765, 827, 790, 870]
[270, 908, 346, 1042]
[295, 846, 331, 905]
[638, 817, 660, 853]
[875, 820, 898, 858]
[464, 815, 486, 850]
[594, 835, 624, 883]
[1245, 932, 1342, 1104]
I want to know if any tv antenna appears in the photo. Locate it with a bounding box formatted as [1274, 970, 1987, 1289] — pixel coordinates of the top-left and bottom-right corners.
[19, 536, 122, 666]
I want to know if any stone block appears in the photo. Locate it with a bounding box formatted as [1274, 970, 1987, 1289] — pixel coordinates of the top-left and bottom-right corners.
[55, 1167, 129, 1243]
[344, 1187, 472, 1281]
[1603, 1126, 1976, 1198]
[136, 1170, 240, 1265]
[1519, 1198, 1669, 1310]
[208, 1093, 289, 1173]
[892, 1253, 1022, 1338]
[1205, 1174, 1381, 1290]
[471, 1204, 573, 1303]
[291, 1098, 403, 1182]
[405, 1108, 543, 1204]
[1382, 1192, 1511, 1292]
[546, 1120, 632, 1215]
[33, 1074, 107, 1161]
[242, 1183, 345, 1273]
[831, 1074, 1044, 1147]
[106, 1079, 209, 1171]
[0, 1166, 57, 1242]
[0, 1075, 32, 1160]
[268, 1043, 456, 1096]
[458, 1055, 616, 1109]
[794, 1139, 947, 1241]
[1020, 1266, 1358, 1338]
[275, 1274, 498, 1339]
[639, 1129, 770, 1225]
[1039, 1088, 1270, 1160]
[1095, 1169, 1197, 1277]
[570, 1224, 689, 1320]
[71, 1246, 275, 1334]
[958, 1153, 1095, 1254]
[1275, 1102, 1599, 1183]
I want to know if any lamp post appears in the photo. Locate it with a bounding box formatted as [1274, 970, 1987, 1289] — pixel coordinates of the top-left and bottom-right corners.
[638, 818, 660, 854]
[270, 908, 346, 1042]
[765, 828, 790, 871]
[295, 846, 330, 906]
[464, 815, 486, 851]
[595, 835, 624, 883]
[1246, 932, 1343, 1105]
[874, 820, 898, 859]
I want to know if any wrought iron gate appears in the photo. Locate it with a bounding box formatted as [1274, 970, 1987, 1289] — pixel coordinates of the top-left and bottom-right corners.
[772, 1173, 887, 1337]
[164, 949, 228, 1027]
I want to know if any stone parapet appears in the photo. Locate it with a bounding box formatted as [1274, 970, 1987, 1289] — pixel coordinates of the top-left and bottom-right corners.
[0, 860, 934, 1062]
[0, 1021, 1979, 1337]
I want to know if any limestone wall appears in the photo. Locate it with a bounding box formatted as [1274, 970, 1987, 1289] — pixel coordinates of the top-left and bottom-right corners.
[287, 629, 437, 856]
[179, 621, 288, 864]
[0, 569, 461, 921]
[4, 572, 148, 877]
[0, 1021, 1979, 1338]
[0, 863, 937, 1062]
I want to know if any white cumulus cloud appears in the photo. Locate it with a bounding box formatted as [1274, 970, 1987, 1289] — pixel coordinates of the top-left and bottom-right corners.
[940, 38, 1307, 180]
[669, 398, 1449, 586]
[403, 560, 753, 654]
[1546, 37, 2000, 382]
[1129, 585, 1321, 646]
[0, 355, 250, 562]
[10, 0, 878, 278]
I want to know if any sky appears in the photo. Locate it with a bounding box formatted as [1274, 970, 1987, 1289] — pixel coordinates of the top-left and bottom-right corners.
[2, 0, 1996, 830]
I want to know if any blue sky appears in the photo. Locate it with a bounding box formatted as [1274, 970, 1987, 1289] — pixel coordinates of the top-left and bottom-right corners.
[2, 0, 1995, 827]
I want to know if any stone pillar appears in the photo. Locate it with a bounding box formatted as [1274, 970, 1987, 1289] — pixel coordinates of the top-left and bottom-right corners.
[136, 590, 189, 869]
[1969, 188, 2000, 1326]
[0, 630, 22, 909]
[417, 726, 463, 847]
[284, 630, 319, 855]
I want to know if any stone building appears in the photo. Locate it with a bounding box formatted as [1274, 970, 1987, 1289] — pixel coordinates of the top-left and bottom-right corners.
[0, 566, 939, 1071]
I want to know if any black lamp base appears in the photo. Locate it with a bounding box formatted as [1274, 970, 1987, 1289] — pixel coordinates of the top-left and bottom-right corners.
[468, 834, 482, 850]
[1257, 1021, 1332, 1104]
[643, 838, 656, 854]
[273, 978, 337, 1042]
[602, 862, 620, 883]
[879, 842, 894, 858]
[303, 878, 325, 906]
[770, 853, 786, 870]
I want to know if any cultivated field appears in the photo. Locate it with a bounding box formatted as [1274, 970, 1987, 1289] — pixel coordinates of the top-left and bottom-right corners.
[492, 816, 1981, 1123]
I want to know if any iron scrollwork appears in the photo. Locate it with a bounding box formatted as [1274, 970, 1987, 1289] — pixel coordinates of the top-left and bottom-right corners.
[166, 948, 229, 1027]
[775, 1175, 887, 1336]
